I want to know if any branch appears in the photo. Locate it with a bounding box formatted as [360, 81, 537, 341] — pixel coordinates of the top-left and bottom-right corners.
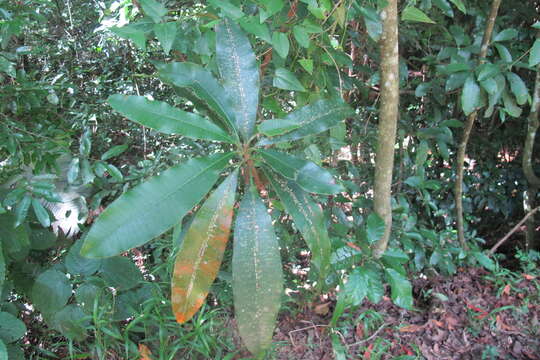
[489, 206, 540, 254]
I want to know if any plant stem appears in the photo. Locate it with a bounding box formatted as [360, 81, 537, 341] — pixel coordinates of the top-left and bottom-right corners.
[454, 0, 501, 249]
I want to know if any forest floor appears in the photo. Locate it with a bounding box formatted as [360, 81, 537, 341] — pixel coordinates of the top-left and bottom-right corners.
[229, 267, 540, 360]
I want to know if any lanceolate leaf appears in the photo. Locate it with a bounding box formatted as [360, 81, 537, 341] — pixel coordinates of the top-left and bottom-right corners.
[233, 186, 283, 356]
[259, 149, 344, 195]
[154, 22, 177, 55]
[216, 18, 260, 140]
[108, 95, 234, 143]
[0, 241, 5, 291]
[81, 153, 234, 258]
[258, 119, 301, 137]
[157, 62, 238, 137]
[172, 171, 238, 324]
[257, 99, 354, 145]
[265, 173, 331, 278]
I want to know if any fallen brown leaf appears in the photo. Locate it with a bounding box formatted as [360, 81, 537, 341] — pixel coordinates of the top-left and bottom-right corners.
[399, 324, 424, 333]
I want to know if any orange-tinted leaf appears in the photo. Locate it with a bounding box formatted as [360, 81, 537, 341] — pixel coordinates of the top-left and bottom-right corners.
[171, 171, 238, 323]
[138, 344, 153, 360]
[523, 274, 536, 280]
[399, 324, 424, 333]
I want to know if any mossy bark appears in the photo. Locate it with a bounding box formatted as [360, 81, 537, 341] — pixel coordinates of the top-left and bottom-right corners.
[373, 0, 399, 258]
[454, 0, 501, 249]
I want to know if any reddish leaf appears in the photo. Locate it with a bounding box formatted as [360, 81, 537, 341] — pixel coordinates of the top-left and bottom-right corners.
[171, 171, 238, 323]
[138, 344, 153, 360]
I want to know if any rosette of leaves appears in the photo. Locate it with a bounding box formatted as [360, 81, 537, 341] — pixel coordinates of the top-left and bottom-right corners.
[80, 18, 353, 356]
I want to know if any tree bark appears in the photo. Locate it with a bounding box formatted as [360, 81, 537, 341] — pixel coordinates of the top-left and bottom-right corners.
[522, 32, 540, 250]
[373, 0, 399, 258]
[454, 0, 501, 249]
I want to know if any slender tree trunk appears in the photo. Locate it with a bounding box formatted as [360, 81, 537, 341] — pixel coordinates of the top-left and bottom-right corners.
[373, 0, 399, 258]
[522, 36, 540, 250]
[454, 0, 501, 249]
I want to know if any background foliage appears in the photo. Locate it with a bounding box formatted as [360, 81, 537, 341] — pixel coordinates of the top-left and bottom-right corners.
[0, 0, 539, 358]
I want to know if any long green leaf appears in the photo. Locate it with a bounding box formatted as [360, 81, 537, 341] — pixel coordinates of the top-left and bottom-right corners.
[259, 149, 344, 195]
[265, 172, 331, 279]
[108, 95, 234, 143]
[233, 186, 283, 356]
[505, 72, 528, 105]
[216, 18, 260, 140]
[0, 241, 5, 292]
[172, 171, 238, 323]
[157, 62, 238, 137]
[81, 152, 234, 258]
[257, 98, 354, 145]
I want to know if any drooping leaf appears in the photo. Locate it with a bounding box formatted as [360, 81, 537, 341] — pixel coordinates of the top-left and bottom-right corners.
[339, 267, 368, 306]
[31, 270, 72, 315]
[401, 6, 436, 24]
[433, 0, 454, 17]
[0, 312, 26, 344]
[14, 195, 31, 228]
[502, 89, 522, 118]
[0, 56, 16, 77]
[265, 173, 331, 278]
[233, 186, 283, 356]
[157, 62, 238, 137]
[494, 43, 512, 63]
[81, 152, 234, 258]
[272, 31, 290, 59]
[505, 72, 528, 105]
[385, 268, 414, 309]
[216, 18, 259, 140]
[298, 58, 314, 74]
[101, 144, 129, 161]
[32, 198, 50, 228]
[110, 25, 147, 50]
[67, 157, 80, 184]
[154, 22, 177, 55]
[172, 171, 238, 323]
[108, 95, 234, 143]
[493, 28, 518, 42]
[476, 63, 500, 82]
[257, 98, 354, 145]
[273, 67, 306, 92]
[461, 75, 480, 115]
[366, 213, 386, 244]
[293, 25, 310, 48]
[449, 0, 466, 13]
[139, 0, 167, 23]
[209, 0, 245, 19]
[101, 257, 143, 290]
[239, 16, 271, 43]
[472, 251, 496, 271]
[530, 39, 540, 67]
[65, 238, 102, 276]
[364, 263, 384, 303]
[259, 149, 344, 195]
[51, 305, 88, 341]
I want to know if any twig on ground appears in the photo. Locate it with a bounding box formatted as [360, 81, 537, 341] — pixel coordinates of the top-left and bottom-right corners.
[346, 323, 388, 348]
[288, 323, 328, 347]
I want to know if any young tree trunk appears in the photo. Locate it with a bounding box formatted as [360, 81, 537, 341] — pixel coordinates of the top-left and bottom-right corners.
[373, 0, 399, 258]
[522, 37, 540, 250]
[454, 0, 501, 249]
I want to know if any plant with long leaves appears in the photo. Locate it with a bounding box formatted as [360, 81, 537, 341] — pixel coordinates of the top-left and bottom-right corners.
[80, 18, 353, 356]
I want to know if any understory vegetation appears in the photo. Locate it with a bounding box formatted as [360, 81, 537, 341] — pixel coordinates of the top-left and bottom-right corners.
[0, 0, 539, 359]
